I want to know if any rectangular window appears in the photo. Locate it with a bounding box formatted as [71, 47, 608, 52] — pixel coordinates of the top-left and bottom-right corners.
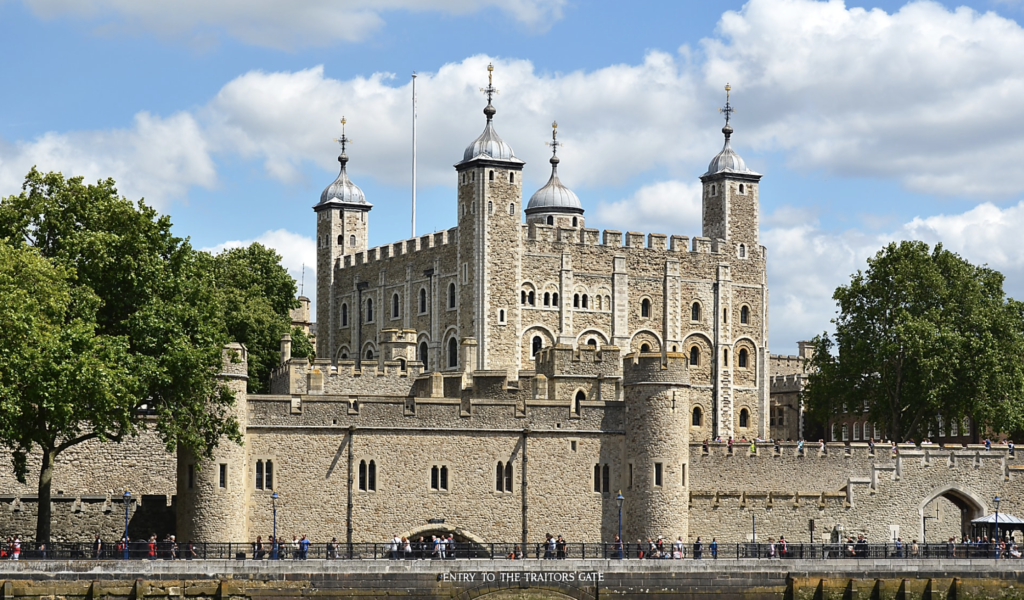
[188, 464, 195, 490]
[440, 466, 448, 490]
[431, 465, 439, 490]
[593, 464, 601, 493]
[570, 440, 577, 452]
[654, 462, 663, 487]
[265, 460, 274, 490]
[681, 463, 687, 487]
[602, 464, 610, 493]
[368, 460, 377, 491]
[628, 463, 633, 489]
[219, 463, 227, 489]
[255, 460, 264, 490]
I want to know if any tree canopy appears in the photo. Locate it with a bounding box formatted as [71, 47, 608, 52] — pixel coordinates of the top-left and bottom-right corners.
[0, 169, 240, 542]
[804, 240, 1024, 443]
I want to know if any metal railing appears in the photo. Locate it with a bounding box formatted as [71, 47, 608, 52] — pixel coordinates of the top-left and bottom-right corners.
[0, 541, 1016, 561]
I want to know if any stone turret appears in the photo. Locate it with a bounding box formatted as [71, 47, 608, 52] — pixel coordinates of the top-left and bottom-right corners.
[176, 342, 249, 542]
[623, 352, 690, 542]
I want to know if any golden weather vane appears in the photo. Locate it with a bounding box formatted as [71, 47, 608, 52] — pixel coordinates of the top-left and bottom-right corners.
[333, 116, 352, 153]
[545, 120, 562, 155]
[480, 62, 499, 103]
[718, 83, 735, 127]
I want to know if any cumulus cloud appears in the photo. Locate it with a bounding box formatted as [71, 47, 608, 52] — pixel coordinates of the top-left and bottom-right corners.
[704, 0, 1024, 197]
[202, 228, 318, 298]
[21, 0, 567, 49]
[593, 180, 703, 235]
[0, 111, 216, 209]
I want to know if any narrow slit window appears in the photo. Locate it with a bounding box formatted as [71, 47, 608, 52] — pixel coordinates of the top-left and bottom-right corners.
[256, 460, 264, 490]
[593, 464, 601, 493]
[359, 460, 367, 491]
[654, 463, 663, 487]
[504, 462, 513, 492]
[219, 463, 227, 489]
[602, 464, 610, 493]
[265, 460, 273, 489]
[440, 466, 449, 490]
[368, 460, 376, 491]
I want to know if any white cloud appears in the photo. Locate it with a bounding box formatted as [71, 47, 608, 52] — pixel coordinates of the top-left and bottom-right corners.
[703, 0, 1024, 198]
[593, 180, 703, 235]
[202, 229, 317, 295]
[0, 111, 216, 209]
[22, 0, 567, 49]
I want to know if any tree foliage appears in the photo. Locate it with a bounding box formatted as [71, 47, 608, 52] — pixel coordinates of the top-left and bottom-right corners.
[804, 241, 1024, 443]
[290, 326, 315, 362]
[206, 243, 300, 393]
[0, 169, 240, 542]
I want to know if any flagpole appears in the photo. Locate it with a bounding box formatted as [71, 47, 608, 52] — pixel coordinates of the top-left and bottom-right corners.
[411, 72, 417, 239]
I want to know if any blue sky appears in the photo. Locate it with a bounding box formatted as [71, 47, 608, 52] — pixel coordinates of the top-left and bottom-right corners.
[3, 0, 1024, 352]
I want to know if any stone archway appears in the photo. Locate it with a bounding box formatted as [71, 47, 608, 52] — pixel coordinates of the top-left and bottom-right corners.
[919, 485, 987, 541]
[401, 524, 491, 558]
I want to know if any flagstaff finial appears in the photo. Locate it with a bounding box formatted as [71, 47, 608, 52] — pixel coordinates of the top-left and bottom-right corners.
[545, 120, 561, 167]
[718, 84, 735, 137]
[480, 63, 499, 121]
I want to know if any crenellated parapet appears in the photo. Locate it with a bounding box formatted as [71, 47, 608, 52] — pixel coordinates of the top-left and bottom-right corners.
[338, 228, 457, 270]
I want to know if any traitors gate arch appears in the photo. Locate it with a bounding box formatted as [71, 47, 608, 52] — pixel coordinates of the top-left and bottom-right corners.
[919, 485, 987, 540]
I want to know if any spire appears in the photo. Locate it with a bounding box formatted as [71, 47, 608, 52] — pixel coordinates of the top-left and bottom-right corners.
[527, 120, 583, 215]
[318, 116, 370, 207]
[480, 62, 498, 121]
[719, 83, 735, 140]
[546, 120, 561, 171]
[334, 116, 351, 168]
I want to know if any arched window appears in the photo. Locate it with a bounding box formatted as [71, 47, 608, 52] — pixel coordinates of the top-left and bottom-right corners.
[723, 348, 728, 366]
[640, 343, 651, 353]
[418, 341, 428, 367]
[532, 336, 542, 357]
[831, 424, 838, 442]
[842, 423, 849, 441]
[692, 406, 703, 427]
[543, 292, 550, 306]
[723, 308, 728, 323]
[574, 390, 585, 414]
[448, 283, 456, 309]
[265, 460, 273, 489]
[738, 348, 749, 368]
[572, 216, 578, 227]
[489, 170, 494, 181]
[337, 234, 343, 246]
[587, 339, 597, 347]
[496, 462, 504, 492]
[419, 288, 427, 313]
[521, 291, 527, 305]
[595, 296, 602, 310]
[641, 298, 651, 318]
[398, 358, 407, 371]
[368, 460, 376, 491]
[392, 293, 400, 319]
[504, 462, 512, 492]
[739, 244, 746, 258]
[547, 216, 554, 225]
[365, 348, 374, 360]
[740, 305, 749, 324]
[528, 291, 535, 306]
[509, 203, 515, 215]
[573, 294, 580, 308]
[366, 298, 374, 322]
[341, 303, 348, 327]
[488, 201, 493, 214]
[601, 464, 610, 493]
[255, 460, 264, 489]
[739, 408, 749, 428]
[689, 346, 700, 366]
[358, 460, 367, 491]
[447, 338, 458, 369]
[691, 302, 701, 321]
[739, 183, 745, 194]
[593, 464, 601, 493]
[498, 309, 506, 323]
[510, 173, 515, 184]
[582, 294, 588, 309]
[711, 184, 716, 195]
[552, 293, 559, 306]
[349, 235, 356, 247]
[853, 422, 861, 441]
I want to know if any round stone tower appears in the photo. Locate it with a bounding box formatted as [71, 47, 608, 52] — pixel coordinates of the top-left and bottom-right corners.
[623, 352, 690, 542]
[176, 342, 249, 542]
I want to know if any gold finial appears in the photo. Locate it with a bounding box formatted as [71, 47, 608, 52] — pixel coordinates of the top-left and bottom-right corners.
[719, 85, 735, 129]
[552, 120, 558, 130]
[487, 62, 494, 85]
[334, 116, 351, 154]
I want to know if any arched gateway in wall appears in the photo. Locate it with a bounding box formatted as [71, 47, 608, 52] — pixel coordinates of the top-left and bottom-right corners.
[919, 485, 987, 540]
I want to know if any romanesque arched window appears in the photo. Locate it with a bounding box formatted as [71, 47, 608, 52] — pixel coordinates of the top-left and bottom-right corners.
[640, 343, 651, 353]
[366, 298, 374, 322]
[509, 203, 515, 215]
[365, 348, 374, 360]
[739, 243, 747, 258]
[265, 460, 273, 489]
[740, 305, 749, 324]
[689, 346, 700, 366]
[547, 216, 554, 225]
[419, 288, 427, 313]
[418, 342, 428, 367]
[359, 460, 367, 491]
[522, 291, 527, 305]
[574, 390, 585, 414]
[368, 460, 376, 491]
[593, 464, 601, 493]
[692, 406, 703, 427]
[498, 309, 506, 323]
[448, 283, 456, 309]
[510, 173, 515, 184]
[739, 408, 749, 428]
[349, 235, 356, 247]
[602, 464, 610, 493]
[496, 462, 505, 492]
[641, 298, 651, 318]
[739, 183, 745, 194]
[489, 170, 494, 181]
[573, 294, 580, 308]
[337, 234, 343, 246]
[532, 336, 542, 357]
[572, 217, 578, 227]
[528, 291, 535, 306]
[544, 292, 550, 306]
[582, 294, 588, 309]
[255, 460, 264, 490]
[504, 462, 513, 492]
[738, 348, 748, 368]
[691, 302, 701, 321]
[447, 337, 459, 369]
[392, 293, 400, 319]
[341, 303, 348, 327]
[553, 293, 559, 306]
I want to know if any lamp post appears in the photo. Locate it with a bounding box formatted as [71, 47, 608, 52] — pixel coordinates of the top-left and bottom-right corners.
[271, 492, 279, 560]
[616, 491, 624, 559]
[994, 495, 1001, 558]
[122, 491, 131, 560]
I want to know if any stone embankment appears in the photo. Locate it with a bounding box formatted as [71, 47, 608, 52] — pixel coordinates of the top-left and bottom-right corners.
[2, 559, 1024, 600]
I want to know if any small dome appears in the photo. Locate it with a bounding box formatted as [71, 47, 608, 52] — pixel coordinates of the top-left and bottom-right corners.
[463, 120, 516, 162]
[319, 153, 369, 207]
[527, 158, 582, 214]
[704, 126, 760, 177]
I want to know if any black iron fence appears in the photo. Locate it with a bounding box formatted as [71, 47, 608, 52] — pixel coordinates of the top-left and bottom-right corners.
[0, 541, 1018, 560]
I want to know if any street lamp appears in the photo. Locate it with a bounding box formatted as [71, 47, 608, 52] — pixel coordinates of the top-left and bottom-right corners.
[122, 491, 131, 560]
[271, 492, 279, 560]
[994, 495, 1001, 557]
[616, 492, 624, 559]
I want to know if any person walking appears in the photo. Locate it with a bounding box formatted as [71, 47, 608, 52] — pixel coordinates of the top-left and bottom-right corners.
[389, 534, 401, 560]
[710, 538, 718, 559]
[693, 537, 703, 559]
[673, 536, 685, 559]
[326, 538, 337, 560]
[612, 535, 624, 560]
[93, 535, 103, 559]
[299, 534, 310, 559]
[11, 536, 20, 561]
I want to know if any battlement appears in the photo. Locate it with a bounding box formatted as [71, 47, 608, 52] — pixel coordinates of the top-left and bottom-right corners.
[533, 343, 622, 378]
[522, 224, 722, 254]
[338, 227, 458, 270]
[770, 373, 806, 391]
[623, 352, 690, 384]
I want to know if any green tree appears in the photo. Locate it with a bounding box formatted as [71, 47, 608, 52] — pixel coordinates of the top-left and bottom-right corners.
[0, 169, 240, 543]
[290, 326, 315, 362]
[804, 241, 1024, 443]
[208, 243, 300, 392]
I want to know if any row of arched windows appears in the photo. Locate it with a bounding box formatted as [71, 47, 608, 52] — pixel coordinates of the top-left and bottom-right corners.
[339, 283, 459, 328]
[358, 459, 376, 491]
[254, 459, 274, 490]
[495, 461, 513, 492]
[691, 406, 750, 428]
[543, 215, 579, 227]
